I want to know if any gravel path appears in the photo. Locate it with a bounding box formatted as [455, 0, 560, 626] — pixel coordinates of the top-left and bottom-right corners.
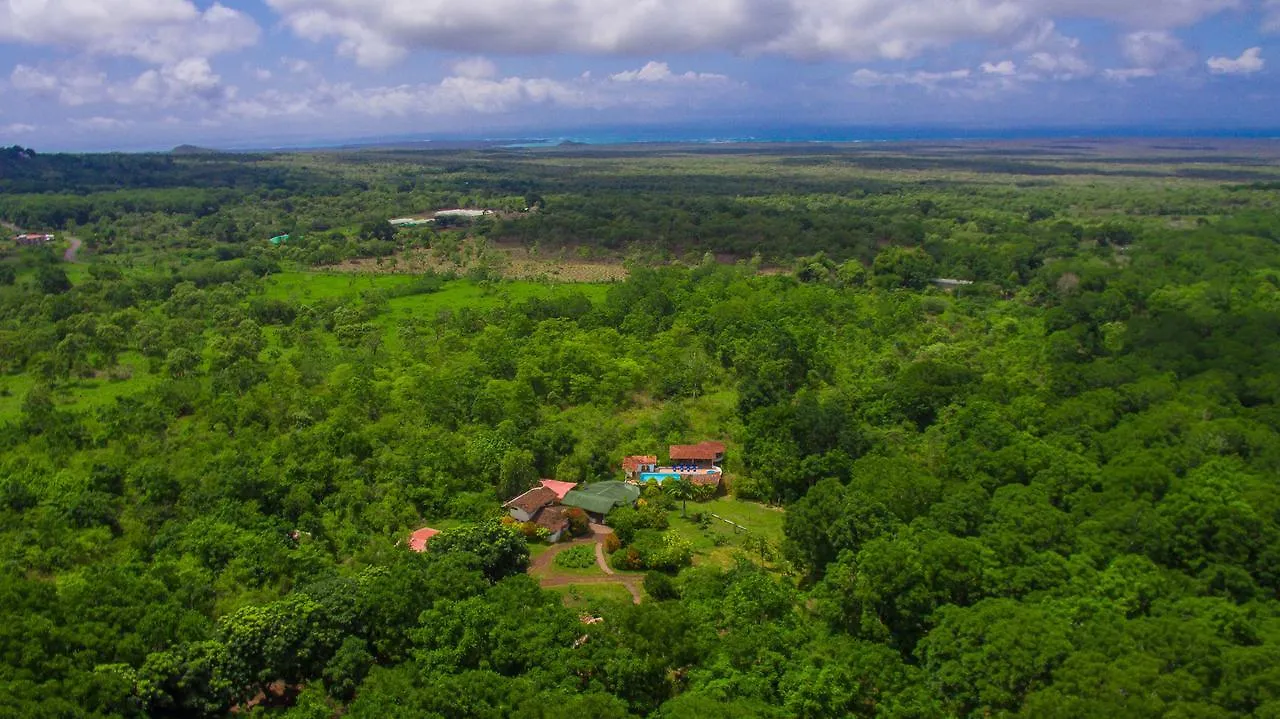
[529, 523, 641, 604]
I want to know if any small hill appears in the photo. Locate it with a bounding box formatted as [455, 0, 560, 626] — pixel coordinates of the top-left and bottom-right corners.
[170, 144, 220, 155]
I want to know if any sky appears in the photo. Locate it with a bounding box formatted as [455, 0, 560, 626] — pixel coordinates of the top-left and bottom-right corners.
[0, 0, 1276, 150]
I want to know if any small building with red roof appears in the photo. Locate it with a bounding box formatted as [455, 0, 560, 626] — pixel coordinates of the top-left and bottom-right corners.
[408, 527, 440, 552]
[621, 455, 658, 481]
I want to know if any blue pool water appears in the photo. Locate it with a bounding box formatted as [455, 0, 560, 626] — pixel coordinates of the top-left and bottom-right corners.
[640, 472, 682, 483]
[640, 470, 721, 484]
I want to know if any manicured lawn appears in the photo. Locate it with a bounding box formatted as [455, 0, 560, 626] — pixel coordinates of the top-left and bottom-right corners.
[548, 583, 637, 608]
[662, 498, 786, 569]
[545, 564, 610, 579]
[698, 498, 785, 543]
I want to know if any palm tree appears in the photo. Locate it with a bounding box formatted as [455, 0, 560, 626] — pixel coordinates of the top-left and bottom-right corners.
[669, 477, 695, 518]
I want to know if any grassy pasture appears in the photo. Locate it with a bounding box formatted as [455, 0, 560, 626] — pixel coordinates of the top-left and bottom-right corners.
[662, 498, 787, 570]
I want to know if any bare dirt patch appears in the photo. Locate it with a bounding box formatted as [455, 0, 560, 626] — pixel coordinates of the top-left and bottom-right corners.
[321, 238, 787, 282]
[324, 241, 630, 283]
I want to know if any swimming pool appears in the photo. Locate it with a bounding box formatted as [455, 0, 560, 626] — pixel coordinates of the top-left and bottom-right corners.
[640, 469, 721, 484]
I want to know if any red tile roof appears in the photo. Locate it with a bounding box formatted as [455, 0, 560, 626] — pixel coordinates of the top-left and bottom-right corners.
[699, 441, 726, 455]
[408, 527, 440, 552]
[504, 486, 557, 514]
[539, 479, 578, 500]
[534, 506, 570, 534]
[669, 442, 725, 461]
[622, 455, 658, 472]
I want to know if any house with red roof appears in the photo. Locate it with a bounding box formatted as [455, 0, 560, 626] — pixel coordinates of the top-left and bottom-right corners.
[533, 505, 571, 542]
[504, 486, 558, 523]
[668, 441, 726, 469]
[408, 527, 440, 552]
[621, 441, 727, 490]
[502, 480, 582, 542]
[622, 455, 658, 482]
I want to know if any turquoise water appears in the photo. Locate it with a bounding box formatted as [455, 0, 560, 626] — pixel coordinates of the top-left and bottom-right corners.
[640, 470, 722, 483]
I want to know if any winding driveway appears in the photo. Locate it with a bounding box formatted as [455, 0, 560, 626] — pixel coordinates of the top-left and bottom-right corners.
[64, 236, 82, 263]
[529, 523, 643, 604]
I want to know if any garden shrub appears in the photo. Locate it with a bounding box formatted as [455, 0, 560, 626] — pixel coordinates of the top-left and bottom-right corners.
[553, 544, 597, 569]
[565, 507, 590, 537]
[644, 571, 680, 600]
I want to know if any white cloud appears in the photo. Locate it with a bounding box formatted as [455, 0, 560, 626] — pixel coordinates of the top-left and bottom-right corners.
[610, 61, 729, 83]
[1267, 0, 1280, 31]
[981, 60, 1018, 75]
[452, 57, 498, 80]
[71, 116, 133, 130]
[1207, 47, 1265, 74]
[1120, 30, 1195, 70]
[283, 57, 314, 74]
[1103, 67, 1158, 81]
[12, 58, 234, 107]
[1015, 21, 1091, 79]
[253, 68, 274, 81]
[0, 1, 259, 65]
[268, 0, 785, 67]
[226, 62, 737, 121]
[1036, 0, 1238, 27]
[851, 67, 972, 88]
[263, 0, 1238, 66]
[1104, 30, 1195, 80]
[227, 76, 590, 119]
[2, 123, 37, 134]
[10, 64, 107, 106]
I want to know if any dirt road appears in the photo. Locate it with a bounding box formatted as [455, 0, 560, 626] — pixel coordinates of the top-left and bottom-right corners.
[528, 524, 642, 604]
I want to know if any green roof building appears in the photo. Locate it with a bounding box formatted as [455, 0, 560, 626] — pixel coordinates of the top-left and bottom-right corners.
[269, 234, 290, 245]
[560, 481, 641, 517]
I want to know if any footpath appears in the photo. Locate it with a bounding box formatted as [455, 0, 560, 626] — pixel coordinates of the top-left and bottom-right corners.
[527, 523, 642, 604]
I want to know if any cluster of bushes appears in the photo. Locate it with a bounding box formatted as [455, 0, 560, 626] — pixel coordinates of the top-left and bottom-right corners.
[603, 503, 669, 544]
[552, 544, 597, 569]
[610, 532, 694, 572]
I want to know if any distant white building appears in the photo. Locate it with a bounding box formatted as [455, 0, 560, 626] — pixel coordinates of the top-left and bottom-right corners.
[434, 209, 492, 218]
[14, 233, 54, 245]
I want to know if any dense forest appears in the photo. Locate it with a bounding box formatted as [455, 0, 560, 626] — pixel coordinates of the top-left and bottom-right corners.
[3, 141, 1280, 717]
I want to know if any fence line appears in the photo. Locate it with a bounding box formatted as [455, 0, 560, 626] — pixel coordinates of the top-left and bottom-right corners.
[707, 513, 746, 533]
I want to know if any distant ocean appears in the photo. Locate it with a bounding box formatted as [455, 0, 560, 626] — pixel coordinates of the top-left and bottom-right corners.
[302, 124, 1280, 151]
[504, 125, 1280, 148]
[219, 124, 1280, 152]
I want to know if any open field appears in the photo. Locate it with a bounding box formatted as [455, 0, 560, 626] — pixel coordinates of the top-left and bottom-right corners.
[546, 582, 638, 608]
[325, 242, 633, 283]
[0, 353, 160, 422]
[662, 498, 787, 569]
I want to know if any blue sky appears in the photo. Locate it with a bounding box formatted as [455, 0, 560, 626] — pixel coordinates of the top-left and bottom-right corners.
[0, 0, 1275, 150]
